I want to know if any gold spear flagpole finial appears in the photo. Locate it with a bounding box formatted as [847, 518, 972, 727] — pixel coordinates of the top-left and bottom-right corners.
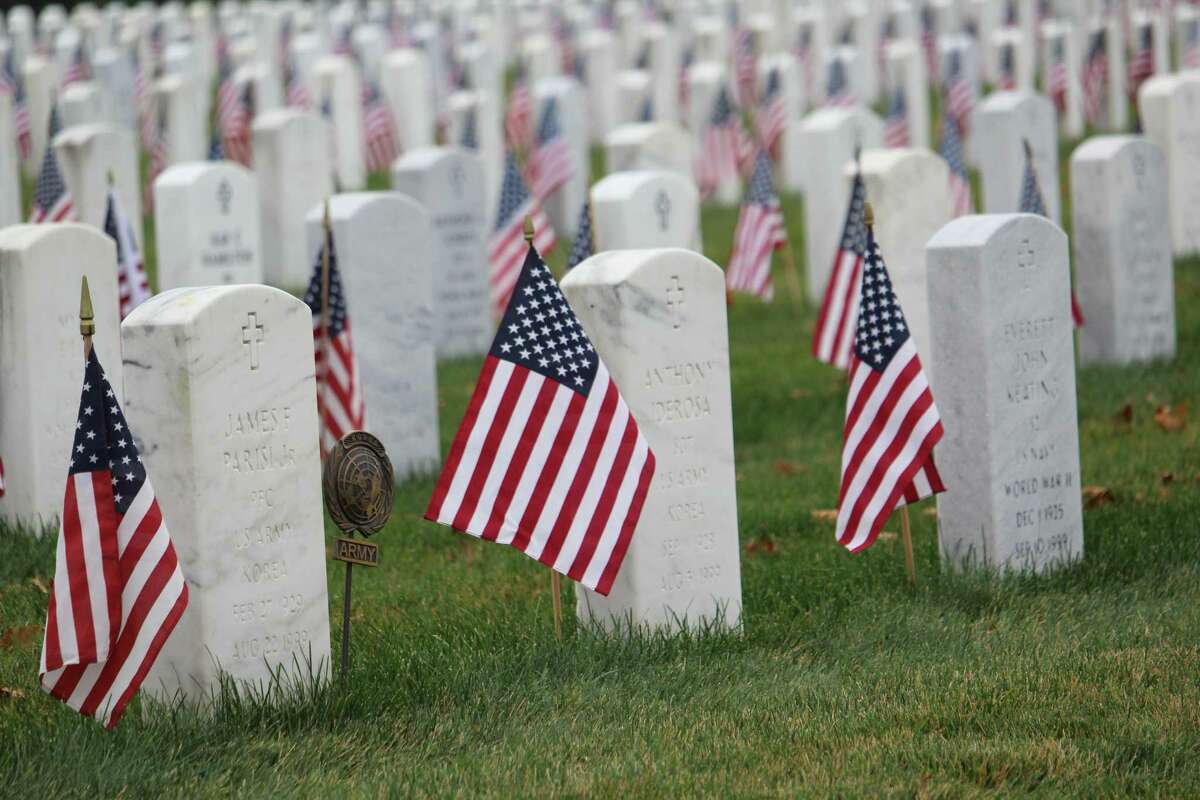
[523, 215, 535, 245]
[864, 200, 874, 229]
[80, 275, 95, 337]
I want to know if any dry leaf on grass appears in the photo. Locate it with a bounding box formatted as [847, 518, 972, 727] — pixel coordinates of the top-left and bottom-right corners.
[1154, 402, 1188, 432]
[771, 460, 798, 476]
[811, 509, 838, 523]
[0, 625, 41, 651]
[1115, 403, 1134, 424]
[30, 576, 49, 594]
[744, 537, 779, 556]
[1161, 472, 1176, 487]
[0, 687, 25, 701]
[789, 388, 811, 400]
[877, 531, 898, 543]
[1082, 486, 1116, 508]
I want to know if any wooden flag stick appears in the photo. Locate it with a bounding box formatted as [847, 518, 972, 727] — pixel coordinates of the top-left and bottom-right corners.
[551, 571, 563, 642]
[80, 275, 95, 359]
[900, 506, 915, 585]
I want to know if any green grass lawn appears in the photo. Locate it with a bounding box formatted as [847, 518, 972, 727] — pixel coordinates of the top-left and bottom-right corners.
[2, 174, 1199, 796]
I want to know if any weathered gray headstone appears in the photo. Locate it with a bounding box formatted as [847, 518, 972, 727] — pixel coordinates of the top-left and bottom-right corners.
[562, 248, 742, 633]
[590, 170, 700, 251]
[1070, 136, 1176, 364]
[927, 213, 1083, 574]
[124, 284, 332, 705]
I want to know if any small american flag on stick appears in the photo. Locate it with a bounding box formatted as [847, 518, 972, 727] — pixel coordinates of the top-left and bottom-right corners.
[103, 188, 152, 319]
[812, 163, 867, 370]
[303, 217, 366, 454]
[883, 86, 910, 148]
[565, 198, 595, 270]
[528, 97, 573, 200]
[836, 206, 945, 552]
[505, 62, 533, 151]
[726, 149, 784, 301]
[756, 68, 786, 157]
[940, 109, 973, 217]
[996, 43, 1016, 91]
[696, 86, 748, 200]
[362, 80, 399, 173]
[943, 50, 973, 136]
[490, 152, 555, 315]
[0, 48, 32, 160]
[1047, 39, 1068, 114]
[30, 107, 75, 223]
[40, 314, 188, 729]
[1019, 141, 1084, 329]
[1082, 29, 1108, 125]
[426, 230, 656, 595]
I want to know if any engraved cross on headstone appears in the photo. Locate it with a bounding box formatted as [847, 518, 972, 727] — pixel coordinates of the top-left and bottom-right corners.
[450, 162, 466, 197]
[665, 275, 685, 330]
[241, 312, 265, 370]
[654, 190, 671, 232]
[217, 179, 233, 215]
[1016, 239, 1036, 291]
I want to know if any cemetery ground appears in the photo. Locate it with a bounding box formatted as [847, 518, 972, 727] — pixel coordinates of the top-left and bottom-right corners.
[1, 183, 1199, 797]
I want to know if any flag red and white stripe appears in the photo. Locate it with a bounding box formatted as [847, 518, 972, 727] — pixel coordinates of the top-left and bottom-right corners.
[362, 83, 399, 172]
[104, 190, 152, 319]
[726, 149, 784, 301]
[39, 351, 188, 729]
[836, 234, 944, 552]
[426, 246, 655, 595]
[812, 172, 867, 370]
[490, 152, 556, 314]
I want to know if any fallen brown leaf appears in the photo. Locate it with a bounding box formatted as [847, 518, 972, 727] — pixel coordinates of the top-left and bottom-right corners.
[0, 625, 41, 651]
[771, 460, 798, 476]
[1082, 486, 1116, 508]
[789, 388, 811, 400]
[1161, 472, 1176, 487]
[30, 576, 49, 594]
[1115, 403, 1134, 424]
[877, 531, 898, 543]
[744, 537, 779, 556]
[811, 509, 838, 523]
[1154, 402, 1188, 432]
[0, 686, 25, 701]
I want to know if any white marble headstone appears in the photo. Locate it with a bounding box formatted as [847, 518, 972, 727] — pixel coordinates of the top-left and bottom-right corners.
[303, 193, 440, 479]
[124, 284, 332, 704]
[927, 213, 1083, 574]
[1139, 73, 1200, 256]
[381, 48, 434, 153]
[1070, 136, 1176, 364]
[252, 109, 333, 288]
[53, 122, 143, 248]
[391, 146, 492, 359]
[562, 248, 742, 633]
[0, 224, 121, 527]
[154, 162, 263, 290]
[0, 94, 19, 227]
[974, 91, 1060, 224]
[604, 121, 693, 179]
[590, 170, 700, 252]
[314, 55, 366, 190]
[798, 106, 883, 302]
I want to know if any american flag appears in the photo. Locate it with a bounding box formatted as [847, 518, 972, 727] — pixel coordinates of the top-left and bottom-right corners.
[0, 456, 5, 498]
[566, 199, 595, 270]
[39, 349, 188, 729]
[460, 104, 478, 149]
[30, 108, 74, 223]
[638, 93, 654, 122]
[528, 97, 572, 200]
[883, 86, 910, 148]
[824, 55, 856, 107]
[145, 99, 168, 207]
[284, 53, 310, 110]
[362, 80, 398, 172]
[0, 48, 32, 160]
[836, 226, 945, 552]
[303, 233, 366, 453]
[757, 67, 786, 156]
[997, 43, 1016, 91]
[490, 152, 556, 314]
[61, 43, 89, 88]
[940, 109, 973, 217]
[726, 149, 785, 301]
[695, 86, 747, 200]
[425, 242, 656, 595]
[795, 26, 814, 98]
[216, 43, 249, 166]
[1047, 39, 1068, 114]
[332, 25, 355, 58]
[130, 47, 147, 122]
[505, 62, 532, 150]
[943, 50, 973, 136]
[1183, 20, 1200, 70]
[148, 20, 165, 62]
[812, 166, 867, 370]
[104, 189, 152, 319]
[207, 131, 224, 161]
[386, 6, 412, 49]
[1082, 29, 1108, 125]
[1019, 142, 1084, 328]
[733, 24, 757, 107]
[678, 46, 694, 112]
[1127, 24, 1154, 105]
[920, 4, 939, 81]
